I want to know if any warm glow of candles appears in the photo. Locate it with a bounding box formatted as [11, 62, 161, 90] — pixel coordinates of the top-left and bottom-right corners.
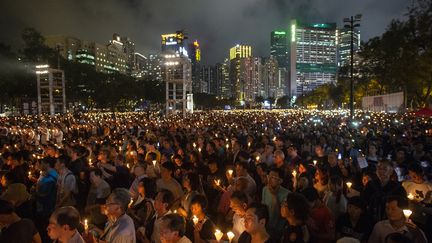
[128, 198, 134, 208]
[227, 169, 233, 177]
[214, 229, 223, 241]
[193, 215, 199, 225]
[198, 147, 202, 153]
[346, 182, 352, 189]
[193, 142, 197, 148]
[152, 160, 157, 167]
[84, 219, 89, 232]
[248, 142, 251, 147]
[214, 179, 221, 186]
[407, 193, 414, 200]
[292, 170, 297, 177]
[403, 209, 412, 219]
[227, 231, 235, 242]
[256, 156, 260, 161]
[313, 160, 317, 166]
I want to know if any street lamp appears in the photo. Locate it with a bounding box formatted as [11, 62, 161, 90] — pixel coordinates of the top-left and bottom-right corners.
[344, 14, 361, 119]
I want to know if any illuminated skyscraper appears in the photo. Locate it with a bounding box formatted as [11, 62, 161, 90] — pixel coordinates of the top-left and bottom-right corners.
[270, 30, 289, 68]
[289, 20, 338, 97]
[337, 28, 361, 67]
[161, 31, 188, 57]
[229, 44, 252, 60]
[216, 58, 230, 99]
[187, 40, 203, 93]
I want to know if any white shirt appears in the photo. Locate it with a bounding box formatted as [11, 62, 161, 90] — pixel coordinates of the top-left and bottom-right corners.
[402, 180, 432, 203]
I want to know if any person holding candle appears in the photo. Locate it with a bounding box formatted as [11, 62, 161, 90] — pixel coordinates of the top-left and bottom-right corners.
[179, 172, 203, 217]
[229, 191, 249, 242]
[401, 163, 432, 204]
[55, 155, 78, 208]
[85, 168, 111, 229]
[368, 196, 427, 243]
[186, 194, 216, 243]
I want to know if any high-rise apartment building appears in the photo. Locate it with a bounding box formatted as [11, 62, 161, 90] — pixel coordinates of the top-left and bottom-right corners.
[270, 31, 289, 68]
[289, 20, 338, 97]
[45, 35, 129, 74]
[337, 28, 361, 67]
[216, 58, 230, 99]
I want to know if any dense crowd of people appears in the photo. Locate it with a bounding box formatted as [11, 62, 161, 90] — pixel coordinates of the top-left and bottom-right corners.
[0, 109, 431, 243]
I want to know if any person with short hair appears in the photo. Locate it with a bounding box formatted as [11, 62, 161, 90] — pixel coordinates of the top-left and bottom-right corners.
[188, 194, 216, 243]
[0, 199, 42, 243]
[336, 196, 373, 242]
[229, 191, 249, 242]
[280, 192, 310, 243]
[238, 202, 273, 243]
[160, 214, 192, 243]
[151, 189, 175, 243]
[55, 155, 77, 207]
[362, 160, 406, 222]
[402, 162, 432, 203]
[95, 188, 136, 243]
[85, 168, 111, 229]
[157, 162, 184, 203]
[368, 196, 427, 243]
[303, 187, 335, 243]
[261, 167, 290, 238]
[47, 206, 85, 243]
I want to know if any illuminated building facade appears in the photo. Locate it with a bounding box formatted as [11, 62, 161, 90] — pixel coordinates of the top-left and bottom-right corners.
[270, 30, 289, 68]
[35, 65, 66, 115]
[187, 40, 203, 93]
[337, 28, 361, 67]
[161, 31, 188, 57]
[45, 35, 129, 74]
[239, 57, 263, 103]
[290, 20, 338, 96]
[163, 54, 193, 117]
[229, 44, 252, 60]
[216, 58, 230, 99]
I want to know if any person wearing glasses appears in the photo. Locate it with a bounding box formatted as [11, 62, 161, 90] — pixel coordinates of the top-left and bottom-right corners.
[86, 188, 135, 243]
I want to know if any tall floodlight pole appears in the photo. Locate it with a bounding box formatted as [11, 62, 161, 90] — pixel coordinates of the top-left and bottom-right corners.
[344, 14, 361, 119]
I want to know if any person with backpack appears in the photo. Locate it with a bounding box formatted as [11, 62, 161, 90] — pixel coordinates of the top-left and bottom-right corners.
[55, 155, 77, 208]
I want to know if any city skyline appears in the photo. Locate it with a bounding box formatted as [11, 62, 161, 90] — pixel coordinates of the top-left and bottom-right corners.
[1, 0, 410, 65]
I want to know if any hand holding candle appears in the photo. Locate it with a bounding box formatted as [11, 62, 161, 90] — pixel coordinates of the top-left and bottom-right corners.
[84, 219, 89, 232]
[192, 215, 199, 225]
[227, 231, 235, 242]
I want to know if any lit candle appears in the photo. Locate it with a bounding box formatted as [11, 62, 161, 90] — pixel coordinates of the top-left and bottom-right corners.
[192, 215, 199, 225]
[28, 171, 32, 177]
[226, 144, 229, 149]
[128, 198, 134, 208]
[256, 156, 260, 161]
[152, 160, 157, 167]
[227, 169, 233, 177]
[198, 147, 202, 153]
[227, 231, 235, 242]
[292, 170, 297, 177]
[346, 182, 352, 189]
[214, 179, 221, 186]
[403, 209, 412, 219]
[84, 219, 89, 232]
[407, 193, 414, 200]
[193, 142, 197, 148]
[127, 163, 130, 169]
[248, 142, 251, 148]
[313, 160, 317, 166]
[214, 229, 223, 242]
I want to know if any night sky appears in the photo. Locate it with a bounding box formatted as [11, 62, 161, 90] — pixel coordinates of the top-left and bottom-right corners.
[1, 0, 410, 65]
